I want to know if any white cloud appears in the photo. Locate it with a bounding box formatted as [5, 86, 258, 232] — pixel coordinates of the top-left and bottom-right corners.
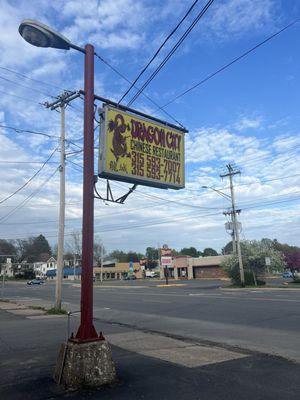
[234, 117, 262, 131]
[205, 0, 278, 39]
[0, 1, 299, 252]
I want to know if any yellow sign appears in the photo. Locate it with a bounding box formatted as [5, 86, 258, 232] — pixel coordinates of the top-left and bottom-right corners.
[98, 105, 186, 189]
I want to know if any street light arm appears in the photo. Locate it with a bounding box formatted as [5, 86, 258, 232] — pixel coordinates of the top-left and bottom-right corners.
[69, 43, 86, 54]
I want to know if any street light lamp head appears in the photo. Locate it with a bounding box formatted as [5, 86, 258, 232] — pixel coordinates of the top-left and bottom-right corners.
[18, 19, 71, 50]
[201, 185, 208, 189]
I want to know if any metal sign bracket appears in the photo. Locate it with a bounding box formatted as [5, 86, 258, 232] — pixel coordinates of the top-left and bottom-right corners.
[94, 177, 137, 204]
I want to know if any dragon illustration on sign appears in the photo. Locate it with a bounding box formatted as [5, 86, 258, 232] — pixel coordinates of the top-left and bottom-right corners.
[108, 113, 131, 161]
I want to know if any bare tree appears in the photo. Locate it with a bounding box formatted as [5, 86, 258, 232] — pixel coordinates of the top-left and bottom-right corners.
[94, 235, 105, 266]
[66, 230, 82, 260]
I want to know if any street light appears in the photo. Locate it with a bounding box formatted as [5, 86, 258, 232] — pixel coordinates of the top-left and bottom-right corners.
[19, 19, 98, 341]
[19, 20, 84, 52]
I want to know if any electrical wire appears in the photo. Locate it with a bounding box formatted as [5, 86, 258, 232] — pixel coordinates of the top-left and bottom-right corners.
[157, 17, 300, 110]
[0, 148, 58, 205]
[0, 124, 60, 139]
[2, 189, 300, 239]
[127, 0, 215, 107]
[0, 65, 66, 91]
[0, 167, 59, 224]
[187, 172, 300, 193]
[67, 159, 83, 170]
[118, 0, 200, 103]
[94, 52, 184, 127]
[0, 88, 43, 106]
[0, 161, 58, 164]
[0, 74, 55, 98]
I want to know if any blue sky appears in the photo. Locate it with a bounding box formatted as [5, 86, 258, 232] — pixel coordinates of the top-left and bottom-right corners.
[0, 0, 299, 254]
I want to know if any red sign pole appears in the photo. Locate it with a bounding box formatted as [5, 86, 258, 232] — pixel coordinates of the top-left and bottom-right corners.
[75, 43, 98, 341]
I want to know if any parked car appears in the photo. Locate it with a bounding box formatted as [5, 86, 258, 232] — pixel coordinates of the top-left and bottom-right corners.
[124, 275, 136, 280]
[27, 279, 45, 285]
[282, 271, 293, 279]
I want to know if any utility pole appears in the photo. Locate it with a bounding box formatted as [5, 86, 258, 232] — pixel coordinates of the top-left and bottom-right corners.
[231, 213, 237, 254]
[45, 91, 79, 309]
[100, 244, 104, 283]
[221, 164, 245, 286]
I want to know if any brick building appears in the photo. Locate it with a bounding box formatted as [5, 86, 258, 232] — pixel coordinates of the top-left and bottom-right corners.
[169, 255, 229, 280]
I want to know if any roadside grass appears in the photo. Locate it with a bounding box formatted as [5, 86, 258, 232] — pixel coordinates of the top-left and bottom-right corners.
[29, 305, 47, 311]
[28, 305, 68, 314]
[226, 283, 300, 289]
[289, 280, 300, 286]
[46, 307, 68, 315]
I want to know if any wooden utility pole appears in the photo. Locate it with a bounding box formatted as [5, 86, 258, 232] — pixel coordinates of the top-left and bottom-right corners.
[45, 91, 79, 309]
[221, 164, 245, 286]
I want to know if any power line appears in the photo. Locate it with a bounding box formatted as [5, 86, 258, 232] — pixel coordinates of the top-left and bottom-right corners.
[2, 190, 300, 239]
[0, 65, 66, 91]
[0, 123, 60, 139]
[236, 143, 300, 168]
[1, 209, 224, 239]
[0, 160, 58, 164]
[0, 167, 59, 224]
[13, 186, 300, 226]
[0, 148, 58, 206]
[158, 17, 300, 110]
[0, 123, 82, 153]
[0, 88, 43, 106]
[112, 181, 219, 210]
[118, 0, 200, 103]
[0, 74, 55, 98]
[67, 159, 83, 170]
[187, 172, 300, 193]
[127, 0, 215, 106]
[94, 52, 184, 127]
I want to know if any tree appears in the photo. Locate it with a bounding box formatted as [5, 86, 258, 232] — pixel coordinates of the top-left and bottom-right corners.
[146, 247, 158, 261]
[16, 235, 51, 263]
[93, 236, 105, 266]
[222, 241, 233, 255]
[202, 248, 218, 257]
[32, 234, 51, 256]
[67, 231, 82, 258]
[179, 247, 200, 257]
[284, 252, 300, 275]
[221, 240, 285, 286]
[108, 250, 128, 262]
[108, 249, 144, 263]
[271, 239, 300, 276]
[0, 239, 17, 259]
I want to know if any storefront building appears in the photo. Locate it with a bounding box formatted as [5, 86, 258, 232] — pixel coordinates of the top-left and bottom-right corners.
[171, 255, 229, 280]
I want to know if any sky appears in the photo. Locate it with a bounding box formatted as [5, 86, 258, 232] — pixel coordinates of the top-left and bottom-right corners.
[0, 0, 299, 255]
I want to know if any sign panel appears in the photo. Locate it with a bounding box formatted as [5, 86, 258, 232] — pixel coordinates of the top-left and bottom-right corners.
[161, 256, 172, 266]
[265, 257, 271, 266]
[99, 105, 185, 189]
[161, 248, 172, 257]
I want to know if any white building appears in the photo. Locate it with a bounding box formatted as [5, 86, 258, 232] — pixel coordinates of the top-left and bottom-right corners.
[33, 257, 79, 278]
[33, 256, 57, 277]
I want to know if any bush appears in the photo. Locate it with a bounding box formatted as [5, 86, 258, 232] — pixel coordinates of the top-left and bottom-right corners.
[221, 256, 266, 286]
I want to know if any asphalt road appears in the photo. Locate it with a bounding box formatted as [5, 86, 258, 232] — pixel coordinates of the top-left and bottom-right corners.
[2, 307, 300, 400]
[2, 278, 300, 361]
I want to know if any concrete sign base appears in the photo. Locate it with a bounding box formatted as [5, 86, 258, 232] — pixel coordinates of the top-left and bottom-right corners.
[53, 339, 117, 390]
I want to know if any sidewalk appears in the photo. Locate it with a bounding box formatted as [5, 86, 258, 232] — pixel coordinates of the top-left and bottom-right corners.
[0, 305, 299, 400]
